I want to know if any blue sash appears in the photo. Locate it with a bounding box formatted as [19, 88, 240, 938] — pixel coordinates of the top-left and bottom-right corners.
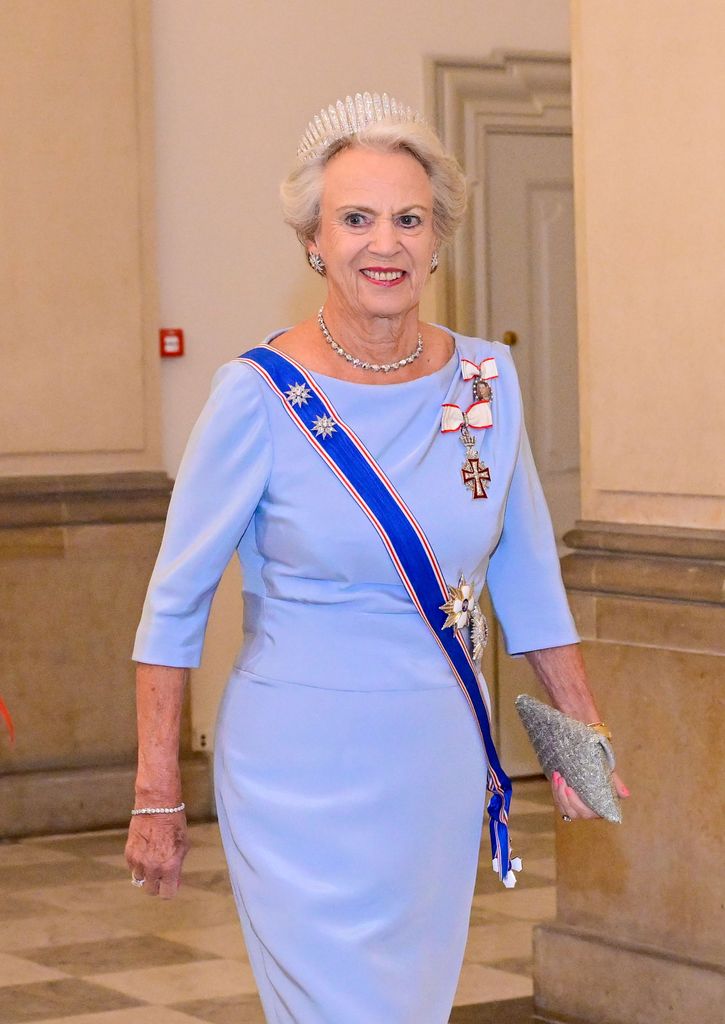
[241, 346, 520, 887]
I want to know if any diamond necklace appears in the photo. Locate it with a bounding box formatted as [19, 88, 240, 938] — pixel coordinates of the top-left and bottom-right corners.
[317, 307, 423, 373]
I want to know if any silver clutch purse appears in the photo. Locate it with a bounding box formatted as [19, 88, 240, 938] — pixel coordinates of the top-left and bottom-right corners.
[514, 694, 622, 823]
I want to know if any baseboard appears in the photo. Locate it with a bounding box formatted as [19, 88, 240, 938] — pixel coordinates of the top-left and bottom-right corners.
[0, 755, 214, 838]
[533, 922, 725, 1024]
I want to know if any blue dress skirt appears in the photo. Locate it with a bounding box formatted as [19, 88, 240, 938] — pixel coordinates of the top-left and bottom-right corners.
[134, 329, 577, 1023]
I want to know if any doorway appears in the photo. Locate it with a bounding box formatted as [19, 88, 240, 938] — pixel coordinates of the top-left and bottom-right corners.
[433, 53, 579, 776]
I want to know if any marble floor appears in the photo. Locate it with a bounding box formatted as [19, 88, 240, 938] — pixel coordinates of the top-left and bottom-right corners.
[0, 780, 555, 1024]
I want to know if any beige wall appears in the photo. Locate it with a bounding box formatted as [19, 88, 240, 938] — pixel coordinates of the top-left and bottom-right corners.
[0, 0, 161, 477]
[151, 0, 571, 472]
[572, 0, 725, 530]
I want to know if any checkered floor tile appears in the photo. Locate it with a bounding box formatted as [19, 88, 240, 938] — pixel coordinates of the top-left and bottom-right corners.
[0, 780, 554, 1022]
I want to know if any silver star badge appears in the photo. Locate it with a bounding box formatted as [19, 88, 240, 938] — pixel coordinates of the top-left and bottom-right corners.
[284, 382, 311, 407]
[471, 602, 489, 662]
[311, 414, 336, 439]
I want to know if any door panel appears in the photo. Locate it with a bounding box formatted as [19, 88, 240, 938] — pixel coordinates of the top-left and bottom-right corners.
[484, 131, 580, 775]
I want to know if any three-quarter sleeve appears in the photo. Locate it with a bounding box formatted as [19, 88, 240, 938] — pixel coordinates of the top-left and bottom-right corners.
[132, 361, 272, 668]
[485, 358, 579, 657]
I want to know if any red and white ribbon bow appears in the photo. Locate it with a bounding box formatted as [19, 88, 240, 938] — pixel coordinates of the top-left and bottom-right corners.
[441, 401, 493, 433]
[461, 357, 498, 382]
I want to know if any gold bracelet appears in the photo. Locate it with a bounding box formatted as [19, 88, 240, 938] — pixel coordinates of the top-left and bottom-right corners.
[587, 721, 613, 741]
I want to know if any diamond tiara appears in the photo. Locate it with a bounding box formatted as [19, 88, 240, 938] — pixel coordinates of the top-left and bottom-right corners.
[296, 91, 425, 162]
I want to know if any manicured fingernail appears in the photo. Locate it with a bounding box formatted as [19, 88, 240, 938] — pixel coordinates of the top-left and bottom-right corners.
[621, 785, 630, 797]
[565, 786, 574, 796]
[552, 772, 559, 782]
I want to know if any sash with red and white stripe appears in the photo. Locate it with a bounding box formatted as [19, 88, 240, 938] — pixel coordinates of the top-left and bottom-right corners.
[240, 346, 519, 887]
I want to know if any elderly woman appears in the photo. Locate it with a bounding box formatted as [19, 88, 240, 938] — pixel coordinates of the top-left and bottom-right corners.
[126, 93, 627, 1023]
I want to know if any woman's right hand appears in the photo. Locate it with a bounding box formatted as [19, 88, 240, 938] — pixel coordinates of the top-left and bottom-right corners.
[128, 664, 190, 898]
[125, 808, 190, 899]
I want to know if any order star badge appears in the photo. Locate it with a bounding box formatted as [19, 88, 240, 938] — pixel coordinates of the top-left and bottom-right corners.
[470, 601, 489, 661]
[311, 414, 336, 439]
[439, 575, 475, 630]
[284, 381, 311, 407]
[440, 576, 488, 660]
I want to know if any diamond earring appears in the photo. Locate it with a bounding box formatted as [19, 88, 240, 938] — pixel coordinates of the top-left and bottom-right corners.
[307, 251, 326, 276]
[430, 251, 439, 273]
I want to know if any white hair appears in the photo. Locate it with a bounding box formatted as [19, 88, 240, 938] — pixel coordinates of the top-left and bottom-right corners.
[280, 119, 467, 248]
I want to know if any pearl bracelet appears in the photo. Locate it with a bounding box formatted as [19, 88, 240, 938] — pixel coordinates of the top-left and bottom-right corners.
[131, 802, 185, 816]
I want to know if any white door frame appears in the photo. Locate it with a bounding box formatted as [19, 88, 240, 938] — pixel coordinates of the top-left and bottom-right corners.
[427, 52, 572, 339]
[428, 53, 573, 754]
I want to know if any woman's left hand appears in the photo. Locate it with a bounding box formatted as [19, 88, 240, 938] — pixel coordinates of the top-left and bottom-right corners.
[551, 770, 630, 821]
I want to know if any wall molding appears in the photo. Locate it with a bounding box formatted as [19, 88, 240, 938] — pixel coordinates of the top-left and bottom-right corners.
[430, 51, 571, 336]
[0, 0, 162, 477]
[0, 757, 213, 839]
[0, 472, 172, 529]
[562, 519, 725, 606]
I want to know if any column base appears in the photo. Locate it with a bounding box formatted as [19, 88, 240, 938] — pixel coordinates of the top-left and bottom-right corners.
[534, 922, 725, 1024]
[534, 520, 725, 1024]
[0, 756, 213, 838]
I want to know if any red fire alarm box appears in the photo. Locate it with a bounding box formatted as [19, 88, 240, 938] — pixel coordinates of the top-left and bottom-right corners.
[160, 328, 184, 357]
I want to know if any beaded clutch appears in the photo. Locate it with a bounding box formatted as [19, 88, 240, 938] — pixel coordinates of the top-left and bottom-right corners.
[514, 694, 622, 823]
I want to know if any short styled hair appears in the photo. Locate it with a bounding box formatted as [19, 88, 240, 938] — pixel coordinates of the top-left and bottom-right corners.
[280, 119, 467, 248]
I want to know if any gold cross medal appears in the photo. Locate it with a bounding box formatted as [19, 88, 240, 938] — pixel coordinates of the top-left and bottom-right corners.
[439, 575, 489, 661]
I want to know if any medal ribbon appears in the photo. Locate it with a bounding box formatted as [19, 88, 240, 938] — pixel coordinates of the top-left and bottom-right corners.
[461, 357, 498, 382]
[240, 346, 519, 887]
[440, 401, 493, 433]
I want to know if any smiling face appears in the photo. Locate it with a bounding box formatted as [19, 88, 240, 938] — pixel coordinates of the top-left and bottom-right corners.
[312, 146, 437, 324]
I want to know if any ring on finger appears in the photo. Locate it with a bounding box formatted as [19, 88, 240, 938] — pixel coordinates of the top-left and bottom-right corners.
[131, 873, 145, 887]
[561, 814, 572, 823]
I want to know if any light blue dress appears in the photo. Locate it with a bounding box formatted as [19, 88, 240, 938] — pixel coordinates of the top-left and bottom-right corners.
[133, 328, 577, 1024]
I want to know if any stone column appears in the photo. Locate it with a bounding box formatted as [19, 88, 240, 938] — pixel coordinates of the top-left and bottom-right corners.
[533, 2, 725, 1022]
[534, 523, 724, 1023]
[0, 474, 211, 836]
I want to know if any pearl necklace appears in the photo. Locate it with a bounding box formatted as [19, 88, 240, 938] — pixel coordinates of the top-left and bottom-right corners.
[317, 308, 423, 373]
